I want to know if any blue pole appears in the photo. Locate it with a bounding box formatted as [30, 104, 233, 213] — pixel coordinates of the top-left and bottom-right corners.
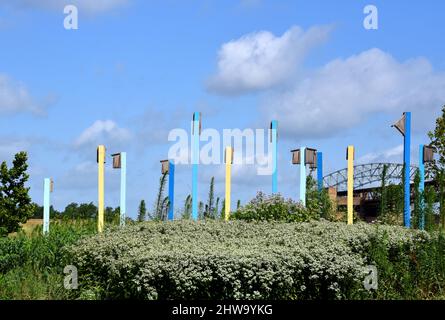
[168, 161, 175, 220]
[120, 152, 126, 227]
[271, 120, 278, 194]
[419, 144, 425, 230]
[404, 112, 411, 228]
[192, 112, 200, 220]
[317, 152, 323, 192]
[300, 147, 306, 206]
[43, 178, 50, 234]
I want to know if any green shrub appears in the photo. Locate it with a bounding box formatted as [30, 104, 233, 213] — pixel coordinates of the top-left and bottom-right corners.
[231, 192, 313, 222]
[68, 220, 444, 300]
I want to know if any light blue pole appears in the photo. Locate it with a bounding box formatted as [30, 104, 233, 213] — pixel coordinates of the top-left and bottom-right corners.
[404, 112, 411, 228]
[317, 152, 323, 192]
[43, 178, 50, 234]
[120, 152, 126, 227]
[419, 144, 425, 230]
[300, 147, 306, 206]
[168, 161, 175, 221]
[192, 112, 200, 220]
[271, 120, 278, 194]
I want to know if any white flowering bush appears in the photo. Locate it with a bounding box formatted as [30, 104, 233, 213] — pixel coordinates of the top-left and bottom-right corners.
[66, 220, 443, 300]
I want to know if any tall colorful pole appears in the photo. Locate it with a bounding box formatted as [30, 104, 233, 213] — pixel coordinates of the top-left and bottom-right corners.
[192, 112, 200, 221]
[168, 160, 175, 221]
[317, 152, 323, 192]
[271, 120, 278, 194]
[404, 112, 412, 228]
[300, 147, 306, 206]
[43, 178, 51, 234]
[347, 145, 354, 225]
[120, 152, 126, 227]
[97, 145, 105, 233]
[225, 146, 233, 221]
[419, 144, 425, 230]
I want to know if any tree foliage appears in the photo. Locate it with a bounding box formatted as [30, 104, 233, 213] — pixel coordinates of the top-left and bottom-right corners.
[0, 152, 33, 237]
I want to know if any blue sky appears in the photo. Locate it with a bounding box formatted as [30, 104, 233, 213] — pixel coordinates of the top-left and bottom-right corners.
[0, 0, 444, 218]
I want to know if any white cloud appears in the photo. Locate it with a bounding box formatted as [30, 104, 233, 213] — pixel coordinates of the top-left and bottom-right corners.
[206, 25, 331, 95]
[75, 120, 132, 147]
[0, 74, 51, 115]
[357, 145, 403, 164]
[264, 48, 445, 139]
[2, 0, 130, 15]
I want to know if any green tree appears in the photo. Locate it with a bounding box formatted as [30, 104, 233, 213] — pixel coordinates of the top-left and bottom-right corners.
[183, 195, 192, 219]
[412, 169, 422, 229]
[0, 152, 33, 237]
[205, 177, 215, 219]
[428, 105, 445, 229]
[153, 173, 168, 220]
[138, 200, 146, 222]
[379, 164, 388, 218]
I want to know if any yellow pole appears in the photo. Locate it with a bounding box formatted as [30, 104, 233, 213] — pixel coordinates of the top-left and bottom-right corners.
[98, 145, 105, 233]
[225, 147, 232, 221]
[347, 145, 354, 225]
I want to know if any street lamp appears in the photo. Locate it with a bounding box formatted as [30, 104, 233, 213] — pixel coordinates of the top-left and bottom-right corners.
[392, 112, 411, 228]
[112, 152, 127, 227]
[160, 159, 175, 221]
[291, 147, 317, 206]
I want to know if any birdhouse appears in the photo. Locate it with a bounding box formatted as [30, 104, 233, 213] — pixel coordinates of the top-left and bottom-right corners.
[224, 147, 234, 164]
[291, 149, 301, 165]
[392, 112, 407, 136]
[160, 160, 169, 174]
[423, 145, 435, 163]
[50, 178, 54, 193]
[192, 112, 202, 135]
[111, 153, 121, 169]
[305, 148, 317, 167]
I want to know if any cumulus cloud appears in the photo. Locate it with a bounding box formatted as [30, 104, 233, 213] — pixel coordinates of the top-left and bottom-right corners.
[75, 120, 132, 148]
[0, 74, 52, 115]
[1, 0, 130, 15]
[264, 48, 445, 139]
[206, 25, 332, 95]
[357, 145, 404, 164]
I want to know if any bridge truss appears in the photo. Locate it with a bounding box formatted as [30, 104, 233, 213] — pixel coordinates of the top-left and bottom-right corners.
[322, 163, 419, 192]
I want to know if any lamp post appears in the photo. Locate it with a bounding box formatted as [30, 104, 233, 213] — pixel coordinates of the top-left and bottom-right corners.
[419, 145, 435, 229]
[392, 112, 411, 228]
[97, 145, 105, 233]
[347, 146, 355, 225]
[192, 112, 201, 221]
[43, 178, 53, 234]
[270, 120, 278, 194]
[224, 146, 233, 221]
[160, 159, 175, 221]
[291, 147, 317, 206]
[112, 152, 126, 227]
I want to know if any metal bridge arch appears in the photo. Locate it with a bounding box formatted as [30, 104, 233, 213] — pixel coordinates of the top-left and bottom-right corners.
[323, 163, 419, 192]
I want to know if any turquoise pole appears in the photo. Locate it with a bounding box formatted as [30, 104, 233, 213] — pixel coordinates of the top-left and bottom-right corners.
[192, 112, 200, 220]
